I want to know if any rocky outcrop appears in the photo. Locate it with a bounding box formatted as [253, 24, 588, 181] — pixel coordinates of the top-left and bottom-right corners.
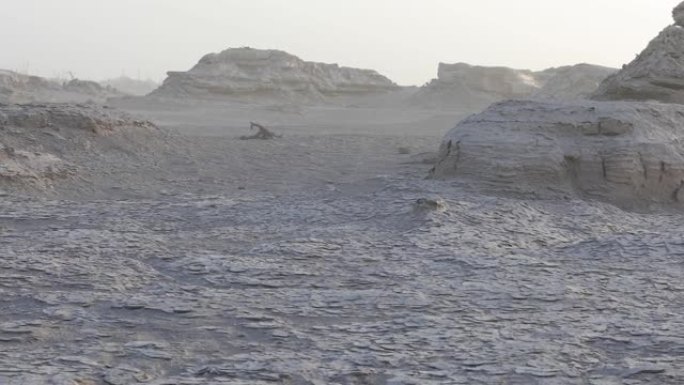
[150, 48, 398, 103]
[431, 3, 684, 209]
[435, 63, 540, 98]
[0, 145, 71, 188]
[0, 70, 61, 103]
[63, 79, 121, 98]
[411, 63, 615, 111]
[533, 64, 617, 101]
[410, 63, 539, 111]
[101, 76, 159, 96]
[0, 103, 158, 190]
[593, 1, 684, 103]
[431, 100, 684, 209]
[674, 1, 684, 27]
[0, 70, 121, 104]
[0, 103, 155, 134]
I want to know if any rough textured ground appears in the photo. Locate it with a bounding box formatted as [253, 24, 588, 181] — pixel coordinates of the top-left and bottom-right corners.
[0, 101, 682, 385]
[2, 175, 684, 385]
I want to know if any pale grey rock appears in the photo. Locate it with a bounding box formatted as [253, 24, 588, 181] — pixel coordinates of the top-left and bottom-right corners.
[674, 1, 684, 27]
[532, 64, 617, 101]
[0, 70, 121, 104]
[410, 63, 539, 111]
[0, 70, 61, 104]
[432, 99, 684, 209]
[0, 104, 158, 190]
[413, 198, 448, 212]
[594, 2, 684, 103]
[436, 63, 540, 98]
[593, 26, 684, 103]
[150, 47, 398, 103]
[62, 79, 121, 98]
[100, 76, 159, 96]
[411, 63, 615, 111]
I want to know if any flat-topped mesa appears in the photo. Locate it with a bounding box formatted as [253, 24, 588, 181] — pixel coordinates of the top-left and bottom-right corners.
[593, 1, 684, 103]
[411, 62, 615, 111]
[150, 48, 398, 102]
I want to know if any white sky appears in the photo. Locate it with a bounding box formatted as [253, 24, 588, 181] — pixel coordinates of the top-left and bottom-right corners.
[0, 0, 677, 85]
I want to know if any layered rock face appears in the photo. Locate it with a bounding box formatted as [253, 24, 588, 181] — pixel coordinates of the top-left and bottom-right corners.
[150, 48, 398, 102]
[412, 63, 615, 111]
[432, 100, 684, 208]
[593, 1, 684, 103]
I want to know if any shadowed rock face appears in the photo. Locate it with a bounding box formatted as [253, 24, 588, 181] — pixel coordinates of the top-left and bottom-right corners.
[150, 48, 398, 102]
[432, 100, 684, 209]
[593, 1, 684, 103]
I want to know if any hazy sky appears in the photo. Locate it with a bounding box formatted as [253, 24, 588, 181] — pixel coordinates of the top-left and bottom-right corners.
[1, 0, 676, 85]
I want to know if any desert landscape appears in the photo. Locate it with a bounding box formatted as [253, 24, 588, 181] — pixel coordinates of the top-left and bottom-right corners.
[2, 2, 684, 385]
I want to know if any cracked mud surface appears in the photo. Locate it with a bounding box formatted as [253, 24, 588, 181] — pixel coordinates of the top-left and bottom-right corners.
[2, 170, 684, 384]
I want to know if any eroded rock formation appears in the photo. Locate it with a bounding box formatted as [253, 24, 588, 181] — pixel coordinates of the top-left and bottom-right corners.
[432, 100, 684, 209]
[150, 48, 398, 103]
[593, 1, 684, 103]
[0, 70, 121, 104]
[411, 63, 615, 111]
[0, 103, 157, 190]
[434, 3, 684, 209]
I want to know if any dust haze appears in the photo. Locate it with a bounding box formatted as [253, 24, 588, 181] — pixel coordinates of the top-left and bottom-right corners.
[1, 1, 684, 384]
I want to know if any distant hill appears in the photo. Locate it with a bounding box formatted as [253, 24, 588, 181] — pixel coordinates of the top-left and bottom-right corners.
[100, 76, 159, 96]
[148, 47, 399, 103]
[0, 70, 121, 104]
[409, 62, 616, 111]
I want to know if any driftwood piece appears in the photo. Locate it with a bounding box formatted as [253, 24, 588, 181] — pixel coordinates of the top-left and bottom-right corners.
[239, 122, 282, 140]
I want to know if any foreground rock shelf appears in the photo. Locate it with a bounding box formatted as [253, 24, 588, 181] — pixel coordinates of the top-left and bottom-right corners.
[432, 100, 684, 209]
